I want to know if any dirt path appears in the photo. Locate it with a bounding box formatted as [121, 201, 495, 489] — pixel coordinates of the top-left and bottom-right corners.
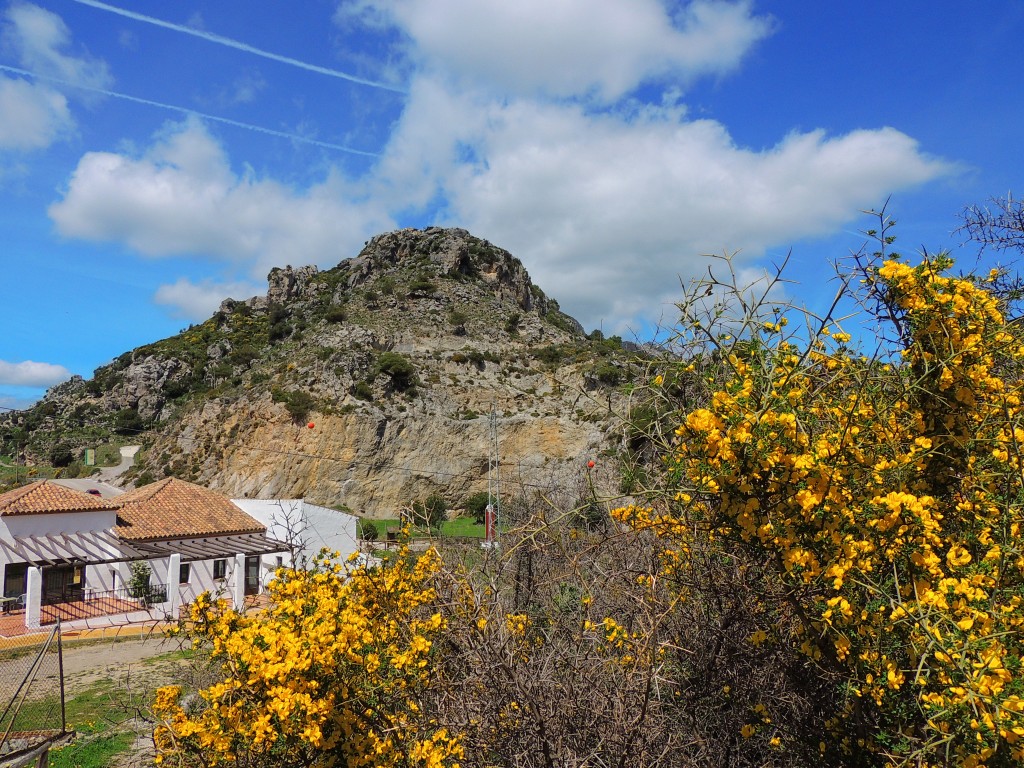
[0, 632, 183, 694]
[1, 632, 194, 767]
[60, 633, 182, 691]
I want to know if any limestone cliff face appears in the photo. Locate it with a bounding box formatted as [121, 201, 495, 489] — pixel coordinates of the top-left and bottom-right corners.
[173, 388, 612, 517]
[16, 227, 633, 513]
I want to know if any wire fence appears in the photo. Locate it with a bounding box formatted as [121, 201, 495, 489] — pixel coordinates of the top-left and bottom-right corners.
[0, 623, 65, 759]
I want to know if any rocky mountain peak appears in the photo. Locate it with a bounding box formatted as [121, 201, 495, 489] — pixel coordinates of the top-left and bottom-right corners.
[3, 227, 633, 514]
[346, 227, 552, 316]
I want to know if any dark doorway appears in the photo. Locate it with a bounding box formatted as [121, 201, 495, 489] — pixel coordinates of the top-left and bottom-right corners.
[244, 556, 260, 596]
[4, 563, 27, 598]
[42, 565, 84, 605]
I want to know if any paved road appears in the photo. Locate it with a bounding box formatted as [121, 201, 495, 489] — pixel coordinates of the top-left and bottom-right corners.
[95, 446, 141, 484]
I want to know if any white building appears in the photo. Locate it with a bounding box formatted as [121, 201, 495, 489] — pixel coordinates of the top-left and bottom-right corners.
[0, 478, 290, 630]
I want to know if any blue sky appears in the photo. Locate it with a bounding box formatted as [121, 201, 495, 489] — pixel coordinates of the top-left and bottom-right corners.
[1, 0, 1022, 408]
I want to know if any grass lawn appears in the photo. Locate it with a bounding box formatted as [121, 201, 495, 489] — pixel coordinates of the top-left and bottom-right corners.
[441, 516, 487, 538]
[362, 516, 487, 539]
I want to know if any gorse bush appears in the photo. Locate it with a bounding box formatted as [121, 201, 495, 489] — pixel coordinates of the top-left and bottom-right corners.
[615, 239, 1024, 765]
[153, 550, 460, 767]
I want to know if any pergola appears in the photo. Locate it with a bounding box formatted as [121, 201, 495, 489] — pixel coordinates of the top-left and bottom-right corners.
[0, 530, 288, 568]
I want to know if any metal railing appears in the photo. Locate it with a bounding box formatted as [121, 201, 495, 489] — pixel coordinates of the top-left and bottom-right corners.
[89, 583, 169, 607]
[35, 583, 170, 626]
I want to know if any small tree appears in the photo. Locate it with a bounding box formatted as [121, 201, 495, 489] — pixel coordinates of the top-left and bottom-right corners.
[358, 519, 379, 543]
[49, 443, 74, 468]
[464, 491, 491, 524]
[127, 561, 151, 599]
[412, 494, 447, 530]
[375, 352, 416, 390]
[114, 408, 146, 434]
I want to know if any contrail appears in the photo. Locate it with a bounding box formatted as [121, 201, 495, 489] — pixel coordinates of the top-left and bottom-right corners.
[0, 64, 379, 157]
[68, 0, 405, 94]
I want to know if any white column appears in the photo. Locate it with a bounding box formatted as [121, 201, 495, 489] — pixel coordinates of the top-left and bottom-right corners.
[25, 566, 42, 629]
[232, 553, 246, 610]
[166, 554, 181, 617]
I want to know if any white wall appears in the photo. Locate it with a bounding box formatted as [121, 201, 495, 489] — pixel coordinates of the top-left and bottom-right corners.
[0, 509, 117, 539]
[232, 499, 360, 567]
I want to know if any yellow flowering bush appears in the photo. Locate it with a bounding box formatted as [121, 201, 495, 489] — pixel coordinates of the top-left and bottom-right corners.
[616, 250, 1024, 766]
[152, 549, 463, 767]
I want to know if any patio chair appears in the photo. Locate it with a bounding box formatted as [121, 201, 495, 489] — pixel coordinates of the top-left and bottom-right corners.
[2, 594, 26, 614]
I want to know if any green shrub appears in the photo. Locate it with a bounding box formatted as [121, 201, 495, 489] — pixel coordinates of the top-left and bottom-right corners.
[272, 388, 316, 422]
[113, 409, 146, 435]
[408, 279, 437, 295]
[49, 443, 74, 468]
[376, 353, 416, 389]
[353, 381, 374, 401]
[464, 491, 491, 524]
[535, 345, 566, 366]
[590, 361, 622, 386]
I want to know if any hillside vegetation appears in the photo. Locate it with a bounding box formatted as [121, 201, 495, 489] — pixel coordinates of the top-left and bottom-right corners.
[0, 228, 638, 512]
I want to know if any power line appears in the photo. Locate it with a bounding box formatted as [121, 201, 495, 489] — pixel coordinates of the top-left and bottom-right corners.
[0, 63, 380, 157]
[67, 0, 406, 94]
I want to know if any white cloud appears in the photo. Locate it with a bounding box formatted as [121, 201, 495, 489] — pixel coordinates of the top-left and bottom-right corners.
[44, 2, 953, 336]
[49, 88, 952, 334]
[0, 3, 112, 151]
[49, 118, 396, 275]
[3, 3, 112, 90]
[338, 0, 772, 100]
[226, 71, 265, 105]
[0, 359, 72, 387]
[154, 277, 266, 320]
[0, 75, 72, 149]
[370, 81, 952, 330]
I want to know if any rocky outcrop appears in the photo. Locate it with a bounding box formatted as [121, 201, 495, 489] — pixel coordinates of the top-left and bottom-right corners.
[347, 228, 553, 316]
[267, 265, 320, 304]
[119, 356, 191, 421]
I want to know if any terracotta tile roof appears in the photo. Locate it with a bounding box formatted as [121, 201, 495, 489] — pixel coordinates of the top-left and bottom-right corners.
[0, 480, 121, 516]
[115, 478, 265, 542]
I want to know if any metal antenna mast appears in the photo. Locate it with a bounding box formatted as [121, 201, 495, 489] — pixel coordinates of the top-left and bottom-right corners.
[486, 403, 500, 545]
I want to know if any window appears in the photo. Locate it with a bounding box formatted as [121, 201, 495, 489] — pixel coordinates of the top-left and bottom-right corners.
[276, 556, 284, 568]
[179, 563, 191, 585]
[213, 559, 227, 580]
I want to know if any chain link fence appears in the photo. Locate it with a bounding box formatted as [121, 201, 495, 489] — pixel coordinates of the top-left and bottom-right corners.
[0, 624, 66, 761]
